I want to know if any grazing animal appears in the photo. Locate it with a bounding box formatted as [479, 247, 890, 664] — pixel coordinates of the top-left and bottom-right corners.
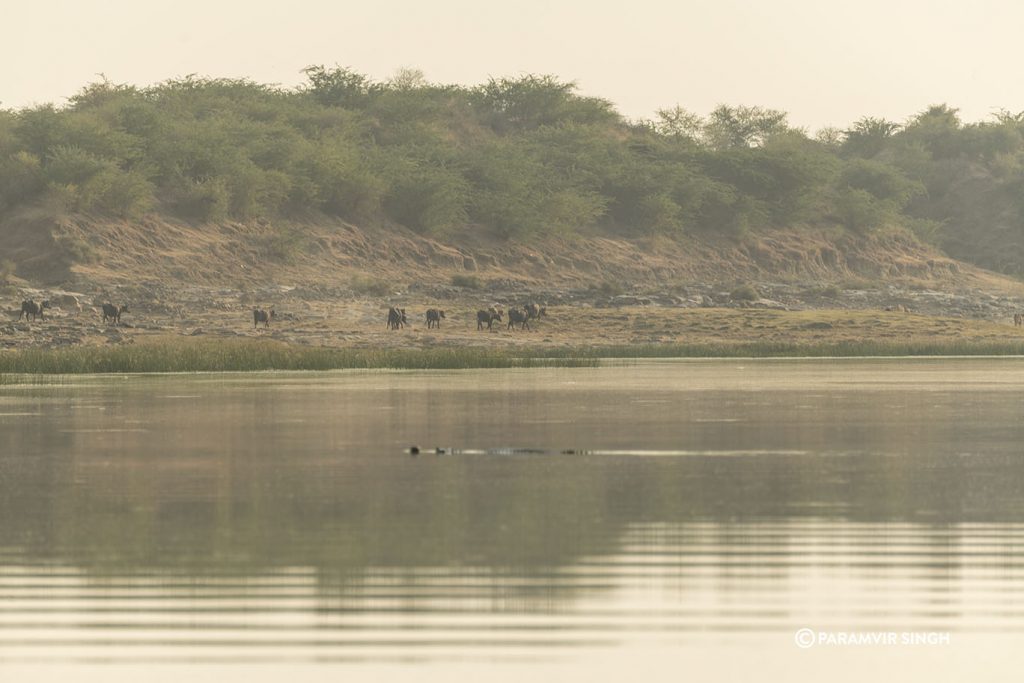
[253, 307, 274, 328]
[476, 308, 502, 331]
[102, 303, 128, 325]
[1015, 313, 1023, 327]
[19, 300, 49, 321]
[524, 302, 547, 320]
[425, 308, 445, 329]
[507, 307, 530, 331]
[387, 307, 408, 330]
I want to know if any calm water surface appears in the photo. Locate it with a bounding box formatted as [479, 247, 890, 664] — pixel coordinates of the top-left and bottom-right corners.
[2, 359, 1024, 682]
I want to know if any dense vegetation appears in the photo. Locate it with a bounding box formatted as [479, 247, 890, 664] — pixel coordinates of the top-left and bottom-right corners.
[4, 336, 1024, 378]
[0, 340, 597, 376]
[3, 67, 1024, 272]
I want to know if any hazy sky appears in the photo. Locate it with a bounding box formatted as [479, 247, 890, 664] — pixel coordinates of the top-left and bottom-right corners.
[2, 0, 1020, 130]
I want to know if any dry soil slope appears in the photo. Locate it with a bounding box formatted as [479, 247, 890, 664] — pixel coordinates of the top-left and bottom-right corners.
[3, 210, 1021, 295]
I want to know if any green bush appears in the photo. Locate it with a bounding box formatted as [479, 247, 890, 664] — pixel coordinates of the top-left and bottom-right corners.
[3, 70, 1024, 277]
[172, 178, 230, 222]
[350, 275, 392, 296]
[53, 233, 97, 263]
[451, 274, 481, 289]
[730, 284, 759, 301]
[258, 225, 307, 264]
[0, 259, 15, 283]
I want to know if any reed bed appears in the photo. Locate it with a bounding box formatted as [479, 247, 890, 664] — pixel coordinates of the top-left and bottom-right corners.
[0, 340, 597, 376]
[535, 340, 1024, 359]
[2, 338, 1022, 381]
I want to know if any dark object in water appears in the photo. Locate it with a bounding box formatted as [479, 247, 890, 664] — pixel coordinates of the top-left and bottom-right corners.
[429, 447, 550, 456]
[412, 447, 806, 457]
[409, 445, 420, 455]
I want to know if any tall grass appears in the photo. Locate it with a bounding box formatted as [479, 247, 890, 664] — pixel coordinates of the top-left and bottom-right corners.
[0, 340, 597, 375]
[534, 340, 1024, 359]
[2, 338, 1023, 379]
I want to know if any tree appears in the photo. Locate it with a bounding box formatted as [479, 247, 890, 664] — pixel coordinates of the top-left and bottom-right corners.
[993, 109, 1024, 125]
[841, 117, 901, 158]
[388, 67, 427, 91]
[901, 104, 961, 159]
[653, 106, 704, 142]
[703, 105, 789, 149]
[834, 158, 923, 232]
[302, 65, 375, 108]
[68, 76, 139, 110]
[474, 75, 617, 132]
[815, 127, 844, 148]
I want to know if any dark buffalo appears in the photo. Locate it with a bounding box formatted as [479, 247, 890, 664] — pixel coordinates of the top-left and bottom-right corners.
[524, 302, 547, 320]
[476, 308, 502, 331]
[387, 307, 408, 330]
[253, 307, 275, 328]
[507, 307, 530, 331]
[102, 303, 128, 325]
[19, 300, 49, 321]
[426, 309, 445, 329]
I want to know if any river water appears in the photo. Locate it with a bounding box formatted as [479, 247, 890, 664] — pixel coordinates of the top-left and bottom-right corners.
[2, 359, 1023, 681]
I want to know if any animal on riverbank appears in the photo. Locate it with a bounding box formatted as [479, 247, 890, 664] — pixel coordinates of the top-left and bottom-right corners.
[102, 303, 129, 325]
[1015, 313, 1022, 327]
[477, 308, 502, 331]
[19, 300, 49, 321]
[426, 309, 445, 329]
[387, 307, 408, 330]
[524, 303, 547, 320]
[253, 307, 274, 328]
[507, 307, 530, 331]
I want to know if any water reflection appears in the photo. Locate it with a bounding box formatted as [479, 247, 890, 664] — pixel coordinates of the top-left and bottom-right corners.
[2, 360, 1024, 673]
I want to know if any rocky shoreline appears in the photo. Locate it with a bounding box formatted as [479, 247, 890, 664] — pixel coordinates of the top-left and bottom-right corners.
[4, 277, 1024, 351]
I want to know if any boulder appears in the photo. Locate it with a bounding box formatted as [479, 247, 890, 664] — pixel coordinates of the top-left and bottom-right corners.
[51, 294, 82, 312]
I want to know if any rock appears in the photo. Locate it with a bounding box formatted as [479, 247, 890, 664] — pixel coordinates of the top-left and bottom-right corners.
[611, 295, 651, 307]
[51, 294, 82, 312]
[701, 295, 715, 307]
[751, 298, 788, 310]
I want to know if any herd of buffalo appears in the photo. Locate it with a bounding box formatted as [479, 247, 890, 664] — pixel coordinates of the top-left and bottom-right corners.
[22, 296, 1024, 333]
[15, 297, 547, 333]
[387, 303, 547, 332]
[18, 299, 128, 324]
